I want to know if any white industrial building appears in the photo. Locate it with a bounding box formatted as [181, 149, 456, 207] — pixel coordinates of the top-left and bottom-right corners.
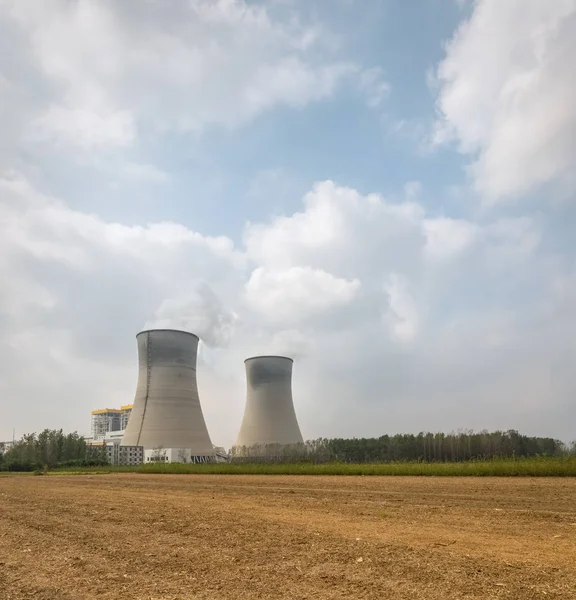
[0, 440, 15, 453]
[144, 448, 213, 464]
[86, 438, 143, 466]
[107, 443, 144, 466]
[90, 405, 132, 439]
[120, 405, 132, 430]
[85, 429, 228, 464]
[84, 430, 124, 445]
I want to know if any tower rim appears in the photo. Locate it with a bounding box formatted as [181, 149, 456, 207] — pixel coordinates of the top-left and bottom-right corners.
[136, 329, 199, 340]
[244, 355, 293, 363]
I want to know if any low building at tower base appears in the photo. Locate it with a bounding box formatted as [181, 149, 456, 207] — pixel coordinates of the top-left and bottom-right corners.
[144, 447, 214, 464]
[86, 441, 144, 466]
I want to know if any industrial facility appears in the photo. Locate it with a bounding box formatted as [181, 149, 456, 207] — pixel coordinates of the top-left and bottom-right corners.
[84, 330, 304, 465]
[235, 355, 304, 452]
[87, 441, 144, 466]
[90, 405, 132, 439]
[120, 329, 216, 463]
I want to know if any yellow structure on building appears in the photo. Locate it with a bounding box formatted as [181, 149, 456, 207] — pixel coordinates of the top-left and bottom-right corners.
[120, 405, 133, 430]
[90, 405, 133, 439]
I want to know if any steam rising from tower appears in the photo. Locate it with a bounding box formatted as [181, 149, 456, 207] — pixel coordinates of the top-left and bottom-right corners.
[235, 355, 304, 448]
[121, 329, 214, 457]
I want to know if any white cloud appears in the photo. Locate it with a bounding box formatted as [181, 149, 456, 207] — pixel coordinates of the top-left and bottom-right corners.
[433, 0, 576, 202]
[0, 0, 375, 154]
[423, 217, 478, 261]
[0, 170, 248, 441]
[482, 217, 541, 262]
[269, 329, 314, 360]
[146, 283, 239, 349]
[0, 173, 574, 445]
[31, 105, 136, 149]
[0, 172, 243, 276]
[383, 273, 419, 343]
[0, 0, 574, 447]
[244, 265, 360, 322]
[225, 327, 314, 363]
[244, 180, 425, 279]
[0, 273, 57, 319]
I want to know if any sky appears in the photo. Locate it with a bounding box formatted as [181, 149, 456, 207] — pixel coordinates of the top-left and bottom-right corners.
[0, 0, 575, 448]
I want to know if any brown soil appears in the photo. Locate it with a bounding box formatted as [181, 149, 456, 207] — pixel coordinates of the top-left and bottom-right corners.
[1, 474, 575, 599]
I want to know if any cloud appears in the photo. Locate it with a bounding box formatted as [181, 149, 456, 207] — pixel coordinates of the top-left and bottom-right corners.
[423, 217, 478, 261]
[268, 329, 314, 360]
[0, 169, 249, 442]
[0, 1, 574, 449]
[433, 0, 576, 202]
[0, 0, 368, 154]
[0, 172, 574, 445]
[0, 170, 244, 357]
[31, 105, 136, 149]
[383, 273, 419, 343]
[244, 180, 425, 279]
[244, 265, 360, 322]
[146, 283, 239, 349]
[0, 171, 243, 274]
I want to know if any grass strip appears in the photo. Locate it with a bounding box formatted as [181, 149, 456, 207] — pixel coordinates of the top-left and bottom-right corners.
[44, 457, 576, 477]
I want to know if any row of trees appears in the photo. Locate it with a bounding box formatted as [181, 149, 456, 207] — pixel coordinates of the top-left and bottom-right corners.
[0, 429, 107, 471]
[231, 429, 572, 463]
[1, 428, 574, 470]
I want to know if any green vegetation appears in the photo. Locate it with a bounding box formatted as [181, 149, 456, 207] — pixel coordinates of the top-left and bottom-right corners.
[232, 430, 569, 463]
[0, 429, 107, 472]
[2, 428, 575, 476]
[50, 456, 576, 477]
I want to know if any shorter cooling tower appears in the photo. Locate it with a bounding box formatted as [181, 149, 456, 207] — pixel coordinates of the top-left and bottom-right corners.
[121, 329, 214, 457]
[235, 355, 304, 448]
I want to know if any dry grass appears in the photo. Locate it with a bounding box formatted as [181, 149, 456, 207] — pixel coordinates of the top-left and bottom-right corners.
[53, 456, 576, 476]
[1, 474, 576, 599]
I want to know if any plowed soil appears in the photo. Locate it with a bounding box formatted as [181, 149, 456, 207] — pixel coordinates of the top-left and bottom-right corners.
[1, 475, 575, 599]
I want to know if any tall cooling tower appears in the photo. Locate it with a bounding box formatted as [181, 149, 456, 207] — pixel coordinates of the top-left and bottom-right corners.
[236, 355, 304, 448]
[121, 329, 214, 456]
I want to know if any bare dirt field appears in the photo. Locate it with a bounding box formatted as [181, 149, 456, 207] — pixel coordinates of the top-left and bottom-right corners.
[1, 475, 575, 599]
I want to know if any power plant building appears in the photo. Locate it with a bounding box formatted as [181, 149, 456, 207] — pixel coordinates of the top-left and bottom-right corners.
[91, 408, 120, 438]
[119, 405, 132, 430]
[235, 355, 304, 451]
[121, 329, 215, 462]
[91, 405, 132, 439]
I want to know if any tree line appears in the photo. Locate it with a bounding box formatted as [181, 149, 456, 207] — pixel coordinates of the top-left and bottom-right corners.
[231, 429, 573, 463]
[0, 429, 107, 471]
[1, 428, 574, 470]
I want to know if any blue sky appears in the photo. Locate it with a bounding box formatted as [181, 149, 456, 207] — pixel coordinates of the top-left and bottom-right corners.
[29, 0, 470, 232]
[0, 0, 575, 447]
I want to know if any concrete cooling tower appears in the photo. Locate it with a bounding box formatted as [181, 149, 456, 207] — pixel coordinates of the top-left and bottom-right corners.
[235, 355, 304, 448]
[121, 329, 214, 458]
